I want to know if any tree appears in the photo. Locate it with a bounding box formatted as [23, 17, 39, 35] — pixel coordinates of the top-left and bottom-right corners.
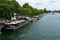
[43, 8, 48, 13]
[0, 4, 14, 20]
[23, 3, 40, 16]
[23, 3, 29, 8]
[0, 0, 21, 20]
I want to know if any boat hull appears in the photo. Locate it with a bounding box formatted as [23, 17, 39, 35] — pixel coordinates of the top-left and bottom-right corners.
[1, 21, 30, 32]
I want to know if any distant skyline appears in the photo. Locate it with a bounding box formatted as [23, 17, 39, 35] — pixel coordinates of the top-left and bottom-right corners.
[16, 0, 60, 11]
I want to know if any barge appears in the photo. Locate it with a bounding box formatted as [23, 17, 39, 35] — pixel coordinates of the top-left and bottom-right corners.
[1, 20, 30, 31]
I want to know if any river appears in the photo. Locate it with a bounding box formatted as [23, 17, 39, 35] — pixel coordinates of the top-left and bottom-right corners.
[0, 13, 60, 40]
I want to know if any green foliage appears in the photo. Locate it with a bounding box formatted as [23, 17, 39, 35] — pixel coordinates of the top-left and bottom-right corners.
[22, 3, 48, 15]
[0, 0, 21, 20]
[0, 1, 48, 20]
[0, 4, 14, 19]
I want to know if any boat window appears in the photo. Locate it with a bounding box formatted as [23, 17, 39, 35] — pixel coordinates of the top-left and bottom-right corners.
[12, 23, 20, 27]
[4, 25, 11, 28]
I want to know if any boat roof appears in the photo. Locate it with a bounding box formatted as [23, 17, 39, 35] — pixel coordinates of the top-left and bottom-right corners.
[5, 20, 25, 25]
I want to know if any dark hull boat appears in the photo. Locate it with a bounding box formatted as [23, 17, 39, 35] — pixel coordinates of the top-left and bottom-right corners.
[1, 20, 30, 32]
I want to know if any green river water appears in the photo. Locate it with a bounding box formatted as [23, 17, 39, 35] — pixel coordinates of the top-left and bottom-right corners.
[0, 13, 60, 40]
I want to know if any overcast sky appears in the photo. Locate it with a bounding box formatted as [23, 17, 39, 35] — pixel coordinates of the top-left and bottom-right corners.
[16, 0, 60, 11]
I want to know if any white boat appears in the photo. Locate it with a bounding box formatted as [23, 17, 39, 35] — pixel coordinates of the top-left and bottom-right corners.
[1, 20, 30, 31]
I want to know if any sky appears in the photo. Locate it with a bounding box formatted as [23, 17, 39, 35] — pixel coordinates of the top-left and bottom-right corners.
[16, 0, 60, 11]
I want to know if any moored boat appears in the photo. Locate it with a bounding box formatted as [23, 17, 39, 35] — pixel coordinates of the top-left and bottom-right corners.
[1, 20, 30, 31]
